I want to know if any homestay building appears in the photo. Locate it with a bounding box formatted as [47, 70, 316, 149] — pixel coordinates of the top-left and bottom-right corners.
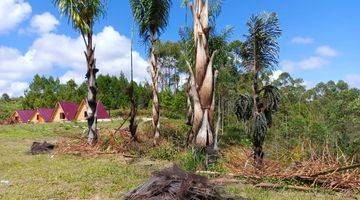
[52, 101, 79, 122]
[12, 110, 35, 123]
[30, 108, 54, 124]
[74, 99, 110, 122]
[7, 100, 109, 124]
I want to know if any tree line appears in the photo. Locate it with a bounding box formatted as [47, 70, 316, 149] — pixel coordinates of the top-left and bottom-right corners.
[21, 74, 152, 110]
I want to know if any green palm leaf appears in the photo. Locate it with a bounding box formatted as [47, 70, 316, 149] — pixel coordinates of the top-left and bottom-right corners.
[130, 0, 172, 43]
[53, 0, 106, 34]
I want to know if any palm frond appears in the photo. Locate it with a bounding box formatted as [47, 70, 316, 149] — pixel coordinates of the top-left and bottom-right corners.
[235, 94, 253, 122]
[208, 0, 223, 25]
[261, 84, 280, 111]
[241, 12, 281, 72]
[252, 112, 267, 147]
[130, 0, 172, 43]
[53, 0, 106, 34]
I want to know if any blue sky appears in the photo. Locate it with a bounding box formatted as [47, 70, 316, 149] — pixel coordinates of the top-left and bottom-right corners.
[0, 0, 359, 96]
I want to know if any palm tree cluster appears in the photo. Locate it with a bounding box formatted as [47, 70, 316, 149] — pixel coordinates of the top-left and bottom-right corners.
[52, 0, 283, 168]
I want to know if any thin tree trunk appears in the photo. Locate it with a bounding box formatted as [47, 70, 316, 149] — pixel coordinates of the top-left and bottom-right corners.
[85, 32, 98, 145]
[129, 83, 137, 140]
[252, 41, 263, 167]
[185, 75, 193, 126]
[150, 38, 160, 145]
[129, 21, 137, 140]
[213, 95, 221, 151]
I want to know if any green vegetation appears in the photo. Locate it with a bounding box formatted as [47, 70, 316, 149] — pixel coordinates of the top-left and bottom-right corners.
[1, 122, 354, 199]
[0, 1, 359, 199]
[0, 98, 22, 120]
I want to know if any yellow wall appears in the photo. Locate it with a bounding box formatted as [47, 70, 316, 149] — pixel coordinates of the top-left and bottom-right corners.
[30, 111, 44, 124]
[12, 112, 20, 123]
[52, 106, 66, 122]
[75, 102, 87, 122]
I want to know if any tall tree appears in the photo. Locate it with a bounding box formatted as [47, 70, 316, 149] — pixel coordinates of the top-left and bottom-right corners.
[129, 19, 138, 140]
[186, 0, 219, 147]
[53, 0, 106, 145]
[156, 41, 182, 91]
[130, 0, 172, 145]
[236, 13, 281, 167]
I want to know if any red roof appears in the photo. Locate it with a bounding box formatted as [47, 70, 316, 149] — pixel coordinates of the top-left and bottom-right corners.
[59, 101, 79, 120]
[37, 108, 54, 122]
[16, 110, 35, 123]
[96, 101, 110, 119]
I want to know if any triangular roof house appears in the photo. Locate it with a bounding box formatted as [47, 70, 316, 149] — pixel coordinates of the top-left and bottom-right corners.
[30, 108, 54, 124]
[74, 99, 110, 121]
[12, 110, 35, 123]
[52, 101, 79, 122]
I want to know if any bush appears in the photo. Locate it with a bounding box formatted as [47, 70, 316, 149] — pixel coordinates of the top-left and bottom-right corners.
[148, 142, 179, 161]
[221, 124, 251, 147]
[177, 149, 205, 171]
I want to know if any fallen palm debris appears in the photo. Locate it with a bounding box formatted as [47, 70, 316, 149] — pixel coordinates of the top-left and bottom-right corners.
[30, 141, 55, 154]
[55, 128, 153, 156]
[125, 165, 242, 200]
[222, 146, 360, 191]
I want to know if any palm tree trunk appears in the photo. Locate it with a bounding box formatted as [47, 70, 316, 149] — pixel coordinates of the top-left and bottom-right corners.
[129, 21, 137, 140]
[252, 44, 263, 167]
[187, 0, 218, 148]
[150, 38, 160, 145]
[129, 83, 137, 140]
[85, 32, 98, 145]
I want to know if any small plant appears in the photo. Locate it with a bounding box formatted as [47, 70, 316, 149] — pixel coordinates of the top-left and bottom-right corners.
[148, 142, 179, 161]
[177, 149, 205, 171]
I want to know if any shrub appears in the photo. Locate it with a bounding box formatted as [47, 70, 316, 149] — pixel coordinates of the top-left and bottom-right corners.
[148, 142, 179, 161]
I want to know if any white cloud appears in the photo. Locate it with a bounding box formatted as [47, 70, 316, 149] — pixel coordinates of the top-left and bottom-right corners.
[0, 26, 149, 96]
[58, 26, 149, 84]
[316, 46, 338, 57]
[30, 12, 59, 34]
[0, 0, 32, 33]
[270, 70, 283, 81]
[298, 56, 329, 70]
[0, 81, 28, 97]
[346, 74, 360, 88]
[0, 46, 52, 80]
[303, 80, 315, 89]
[281, 56, 329, 72]
[291, 37, 314, 44]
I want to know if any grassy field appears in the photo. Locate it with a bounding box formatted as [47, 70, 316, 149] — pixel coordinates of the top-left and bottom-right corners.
[0, 121, 355, 199]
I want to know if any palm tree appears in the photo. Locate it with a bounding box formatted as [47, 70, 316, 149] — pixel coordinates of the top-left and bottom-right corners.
[129, 18, 138, 140]
[186, 0, 218, 147]
[130, 0, 172, 145]
[236, 12, 281, 167]
[53, 0, 106, 145]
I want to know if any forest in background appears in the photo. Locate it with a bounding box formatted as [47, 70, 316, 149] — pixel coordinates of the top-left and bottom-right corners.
[1, 68, 359, 162]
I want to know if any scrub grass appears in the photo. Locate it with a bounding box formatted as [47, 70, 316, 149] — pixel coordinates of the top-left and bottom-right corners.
[0, 121, 356, 199]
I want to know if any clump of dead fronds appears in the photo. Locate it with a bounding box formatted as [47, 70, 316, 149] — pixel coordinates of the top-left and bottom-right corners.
[125, 164, 242, 200]
[222, 143, 360, 191]
[55, 127, 155, 157]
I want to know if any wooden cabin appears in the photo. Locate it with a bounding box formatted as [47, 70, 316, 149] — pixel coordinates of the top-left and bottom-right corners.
[52, 101, 79, 122]
[74, 99, 110, 122]
[30, 108, 54, 124]
[12, 110, 35, 123]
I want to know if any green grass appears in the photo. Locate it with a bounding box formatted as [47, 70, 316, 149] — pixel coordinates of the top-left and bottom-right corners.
[0, 122, 357, 199]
